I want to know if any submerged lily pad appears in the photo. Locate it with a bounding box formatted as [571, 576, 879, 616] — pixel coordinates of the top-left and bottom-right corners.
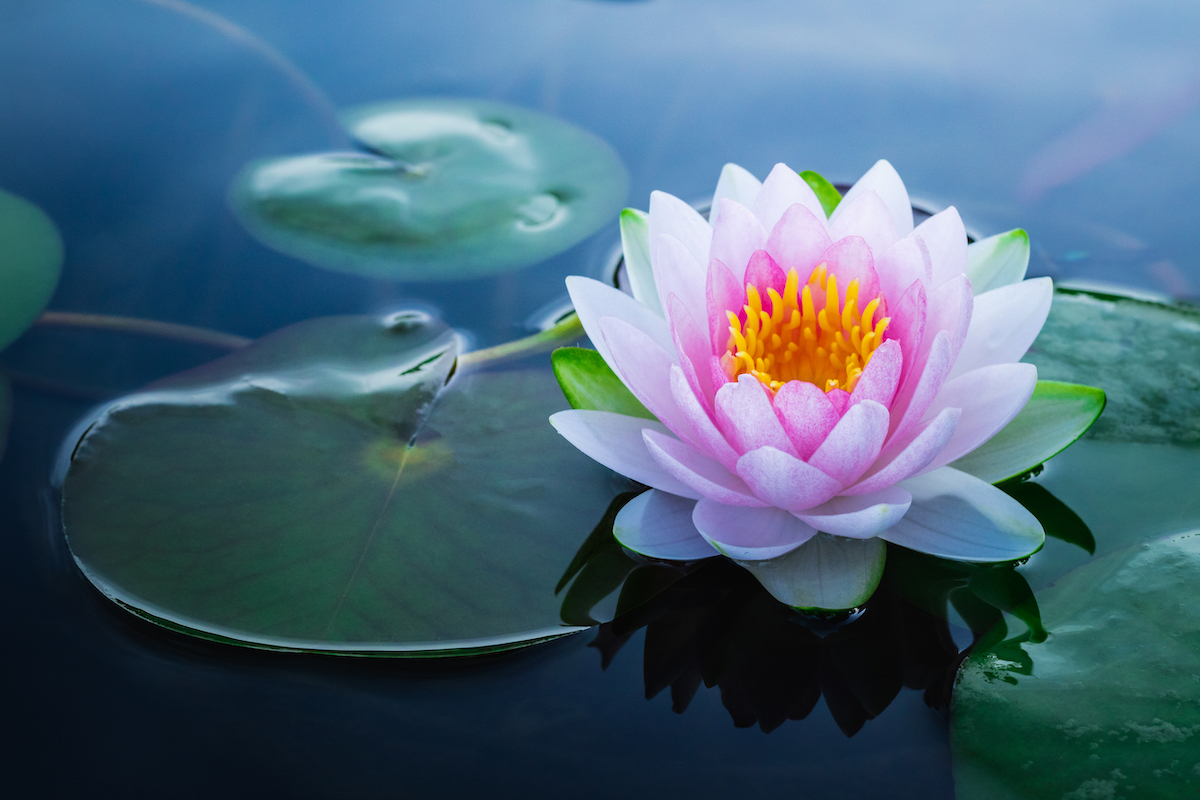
[953, 531, 1200, 800]
[0, 187, 63, 350]
[230, 98, 629, 281]
[62, 311, 632, 655]
[1024, 289, 1200, 444]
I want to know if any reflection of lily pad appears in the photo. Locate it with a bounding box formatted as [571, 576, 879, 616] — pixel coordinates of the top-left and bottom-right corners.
[0, 187, 63, 349]
[953, 531, 1200, 800]
[230, 98, 629, 281]
[1024, 289, 1200, 444]
[62, 311, 633, 655]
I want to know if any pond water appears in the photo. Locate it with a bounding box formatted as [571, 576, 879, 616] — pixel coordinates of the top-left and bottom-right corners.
[2, 1, 1200, 797]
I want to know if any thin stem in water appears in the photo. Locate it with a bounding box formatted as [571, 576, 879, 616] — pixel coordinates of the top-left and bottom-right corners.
[456, 313, 583, 370]
[35, 311, 252, 350]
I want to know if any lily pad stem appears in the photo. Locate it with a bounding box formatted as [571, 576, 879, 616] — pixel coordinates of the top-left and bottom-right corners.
[457, 313, 583, 370]
[34, 311, 253, 350]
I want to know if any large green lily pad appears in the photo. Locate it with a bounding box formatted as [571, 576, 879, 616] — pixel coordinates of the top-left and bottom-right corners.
[1024, 289, 1200, 444]
[62, 311, 633, 655]
[0, 187, 63, 350]
[229, 98, 628, 281]
[953, 531, 1200, 800]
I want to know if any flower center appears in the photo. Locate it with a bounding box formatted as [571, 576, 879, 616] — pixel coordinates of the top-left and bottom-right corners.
[723, 263, 891, 393]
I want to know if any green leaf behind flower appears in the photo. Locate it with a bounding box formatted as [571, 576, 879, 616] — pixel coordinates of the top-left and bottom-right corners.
[799, 170, 843, 217]
[950, 380, 1106, 485]
[551, 346, 655, 420]
[618, 208, 661, 316]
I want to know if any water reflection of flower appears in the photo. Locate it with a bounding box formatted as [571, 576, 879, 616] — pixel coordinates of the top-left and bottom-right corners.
[552, 161, 1058, 609]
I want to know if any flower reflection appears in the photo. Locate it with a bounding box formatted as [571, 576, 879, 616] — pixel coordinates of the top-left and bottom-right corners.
[557, 482, 1089, 734]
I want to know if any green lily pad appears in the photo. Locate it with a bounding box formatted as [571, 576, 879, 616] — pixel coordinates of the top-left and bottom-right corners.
[62, 311, 633, 655]
[0, 187, 63, 350]
[230, 98, 629, 281]
[1023, 289, 1200, 444]
[953, 531, 1200, 800]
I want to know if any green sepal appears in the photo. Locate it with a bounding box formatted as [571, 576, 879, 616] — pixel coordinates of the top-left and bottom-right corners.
[551, 346, 656, 420]
[965, 228, 1029, 295]
[950, 380, 1106, 484]
[799, 170, 842, 217]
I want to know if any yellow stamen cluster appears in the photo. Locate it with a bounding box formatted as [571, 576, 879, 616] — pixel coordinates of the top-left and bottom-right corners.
[724, 263, 890, 394]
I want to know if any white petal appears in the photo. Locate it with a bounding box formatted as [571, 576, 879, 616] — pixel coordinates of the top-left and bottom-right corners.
[566, 276, 675, 369]
[966, 229, 1029, 294]
[711, 163, 763, 228]
[834, 159, 913, 238]
[549, 410, 701, 499]
[692, 499, 817, 560]
[948, 277, 1053, 380]
[829, 188, 899, 255]
[612, 490, 716, 561]
[619, 208, 662, 316]
[793, 486, 912, 538]
[652, 234, 709, 341]
[649, 190, 712, 270]
[914, 207, 968, 288]
[752, 163, 828, 235]
[885, 467, 1044, 561]
[643, 429, 767, 506]
[920, 362, 1038, 472]
[709, 198, 767, 284]
[737, 534, 887, 611]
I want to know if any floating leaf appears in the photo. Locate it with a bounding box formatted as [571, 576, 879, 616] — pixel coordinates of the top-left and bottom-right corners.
[799, 170, 842, 217]
[62, 311, 633, 655]
[230, 98, 629, 281]
[953, 531, 1200, 800]
[551, 346, 654, 419]
[950, 380, 1106, 484]
[1023, 289, 1200, 444]
[0, 187, 63, 350]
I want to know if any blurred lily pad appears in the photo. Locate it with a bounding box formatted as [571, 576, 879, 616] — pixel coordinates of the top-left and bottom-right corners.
[1024, 289, 1200, 444]
[0, 187, 63, 349]
[62, 311, 633, 655]
[230, 98, 628, 281]
[953, 531, 1200, 800]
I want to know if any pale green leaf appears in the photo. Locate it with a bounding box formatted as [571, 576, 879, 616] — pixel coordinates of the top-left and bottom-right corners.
[551, 346, 655, 419]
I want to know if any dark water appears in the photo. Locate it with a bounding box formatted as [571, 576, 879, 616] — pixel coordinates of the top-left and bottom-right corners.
[2, 0, 1199, 796]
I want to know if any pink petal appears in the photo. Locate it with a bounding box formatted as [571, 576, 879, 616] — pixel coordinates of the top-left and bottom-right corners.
[714, 373, 799, 456]
[875, 235, 932, 306]
[566, 276, 676, 369]
[886, 279, 928, 392]
[817, 236, 881, 305]
[649, 190, 712, 272]
[773, 380, 839, 460]
[887, 330, 955, 446]
[920, 363, 1038, 472]
[598, 315, 698, 447]
[849, 338, 901, 410]
[753, 163, 829, 233]
[765, 203, 833, 277]
[653, 233, 709, 343]
[827, 389, 850, 415]
[829, 189, 899, 256]
[848, 407, 960, 495]
[643, 428, 768, 506]
[708, 354, 732, 395]
[807, 400, 891, 487]
[914, 207, 969, 289]
[923, 274, 974, 367]
[706, 258, 742, 356]
[612, 490, 716, 561]
[743, 250, 787, 298]
[693, 498, 818, 561]
[669, 365, 740, 471]
[667, 294, 714, 405]
[549, 410, 702, 499]
[710, 163, 763, 228]
[736, 446, 843, 510]
[948, 277, 1053, 380]
[709, 198, 767, 284]
[834, 159, 913, 238]
[793, 486, 912, 538]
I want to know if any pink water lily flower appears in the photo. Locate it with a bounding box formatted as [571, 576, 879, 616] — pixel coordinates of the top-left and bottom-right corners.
[551, 161, 1050, 609]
